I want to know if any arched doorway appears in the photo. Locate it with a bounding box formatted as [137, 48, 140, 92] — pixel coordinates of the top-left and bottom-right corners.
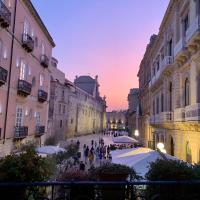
[186, 141, 192, 163]
[170, 136, 174, 156]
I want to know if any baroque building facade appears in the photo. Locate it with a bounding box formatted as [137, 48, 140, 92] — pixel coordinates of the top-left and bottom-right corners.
[49, 66, 107, 140]
[0, 0, 55, 155]
[138, 0, 200, 163]
[107, 110, 127, 131]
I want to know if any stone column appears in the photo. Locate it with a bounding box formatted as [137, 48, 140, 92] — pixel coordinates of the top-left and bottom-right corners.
[190, 60, 197, 104]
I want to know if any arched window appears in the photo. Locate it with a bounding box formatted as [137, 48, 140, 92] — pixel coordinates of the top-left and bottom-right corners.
[185, 78, 190, 106]
[169, 82, 172, 111]
[161, 93, 164, 112]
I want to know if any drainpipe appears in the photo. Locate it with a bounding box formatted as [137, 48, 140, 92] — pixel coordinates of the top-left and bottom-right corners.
[3, 0, 18, 143]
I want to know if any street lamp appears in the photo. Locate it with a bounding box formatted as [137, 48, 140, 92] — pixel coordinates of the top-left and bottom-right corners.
[134, 129, 139, 137]
[157, 142, 164, 150]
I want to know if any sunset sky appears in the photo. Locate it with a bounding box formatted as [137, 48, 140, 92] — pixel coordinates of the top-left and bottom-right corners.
[32, 0, 169, 111]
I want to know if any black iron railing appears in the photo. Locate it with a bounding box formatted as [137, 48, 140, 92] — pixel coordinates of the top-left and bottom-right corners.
[0, 180, 200, 200]
[0, 66, 7, 86]
[0, 0, 11, 28]
[38, 89, 48, 102]
[17, 79, 32, 96]
[35, 126, 45, 136]
[14, 126, 28, 139]
[41, 55, 49, 68]
[22, 33, 34, 52]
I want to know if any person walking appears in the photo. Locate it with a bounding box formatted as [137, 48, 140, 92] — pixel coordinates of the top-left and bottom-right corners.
[88, 149, 94, 167]
[79, 161, 85, 171]
[84, 146, 89, 164]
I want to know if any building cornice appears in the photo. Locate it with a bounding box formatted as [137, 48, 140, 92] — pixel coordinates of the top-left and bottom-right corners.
[22, 0, 55, 47]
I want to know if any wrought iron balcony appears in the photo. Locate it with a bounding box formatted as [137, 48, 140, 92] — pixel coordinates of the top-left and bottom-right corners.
[38, 89, 48, 102]
[35, 126, 45, 136]
[14, 126, 28, 139]
[22, 34, 34, 53]
[0, 0, 11, 28]
[0, 66, 7, 86]
[17, 79, 32, 96]
[150, 112, 173, 125]
[174, 108, 185, 122]
[40, 55, 49, 68]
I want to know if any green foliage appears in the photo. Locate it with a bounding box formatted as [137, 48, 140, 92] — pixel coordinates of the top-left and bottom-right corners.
[65, 143, 79, 157]
[90, 163, 140, 181]
[44, 136, 57, 146]
[0, 148, 55, 200]
[145, 159, 200, 200]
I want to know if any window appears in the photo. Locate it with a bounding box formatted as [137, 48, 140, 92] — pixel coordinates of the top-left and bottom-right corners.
[19, 60, 28, 80]
[183, 14, 189, 35]
[60, 120, 62, 128]
[156, 97, 159, 114]
[62, 90, 64, 98]
[185, 78, 190, 106]
[71, 118, 73, 124]
[15, 106, 23, 127]
[36, 112, 40, 126]
[63, 105, 65, 114]
[39, 74, 44, 87]
[161, 93, 164, 112]
[186, 141, 192, 163]
[157, 61, 160, 71]
[59, 104, 61, 114]
[169, 82, 172, 111]
[168, 39, 172, 56]
[23, 18, 30, 35]
[41, 43, 45, 55]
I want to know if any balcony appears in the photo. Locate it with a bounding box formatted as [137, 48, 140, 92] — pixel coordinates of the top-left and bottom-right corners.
[40, 55, 49, 68]
[150, 112, 173, 125]
[0, 0, 11, 28]
[185, 103, 200, 121]
[149, 56, 173, 90]
[22, 34, 34, 53]
[0, 66, 7, 86]
[38, 89, 48, 102]
[174, 108, 185, 122]
[35, 126, 45, 136]
[174, 38, 187, 62]
[17, 79, 32, 96]
[14, 126, 28, 139]
[186, 16, 200, 50]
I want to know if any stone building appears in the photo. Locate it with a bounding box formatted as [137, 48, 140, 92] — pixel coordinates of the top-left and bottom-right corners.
[127, 88, 139, 137]
[0, 0, 55, 155]
[107, 110, 127, 131]
[49, 71, 107, 140]
[137, 35, 157, 147]
[138, 0, 200, 163]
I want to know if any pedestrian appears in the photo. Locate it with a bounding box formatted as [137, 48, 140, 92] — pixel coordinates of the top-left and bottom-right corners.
[88, 149, 94, 167]
[79, 161, 85, 171]
[84, 146, 89, 164]
[76, 140, 80, 148]
[91, 139, 94, 146]
[94, 141, 97, 148]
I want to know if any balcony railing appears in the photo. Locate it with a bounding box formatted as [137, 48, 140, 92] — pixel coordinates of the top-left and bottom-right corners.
[0, 66, 7, 86]
[185, 103, 200, 121]
[14, 126, 28, 139]
[1, 181, 200, 200]
[17, 79, 32, 96]
[0, 0, 11, 28]
[174, 108, 185, 122]
[35, 126, 45, 136]
[174, 37, 186, 58]
[38, 89, 48, 102]
[22, 34, 34, 53]
[40, 55, 49, 68]
[186, 16, 199, 43]
[150, 112, 173, 124]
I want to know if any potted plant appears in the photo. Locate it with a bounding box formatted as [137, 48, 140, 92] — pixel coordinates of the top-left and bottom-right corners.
[90, 163, 139, 200]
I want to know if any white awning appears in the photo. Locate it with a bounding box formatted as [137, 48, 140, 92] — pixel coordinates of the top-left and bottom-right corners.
[113, 136, 138, 144]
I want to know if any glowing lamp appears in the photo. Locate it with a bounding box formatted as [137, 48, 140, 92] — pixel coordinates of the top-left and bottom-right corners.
[134, 129, 139, 137]
[157, 142, 164, 150]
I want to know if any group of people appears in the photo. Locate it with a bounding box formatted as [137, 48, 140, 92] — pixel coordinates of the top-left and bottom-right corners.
[79, 138, 112, 170]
